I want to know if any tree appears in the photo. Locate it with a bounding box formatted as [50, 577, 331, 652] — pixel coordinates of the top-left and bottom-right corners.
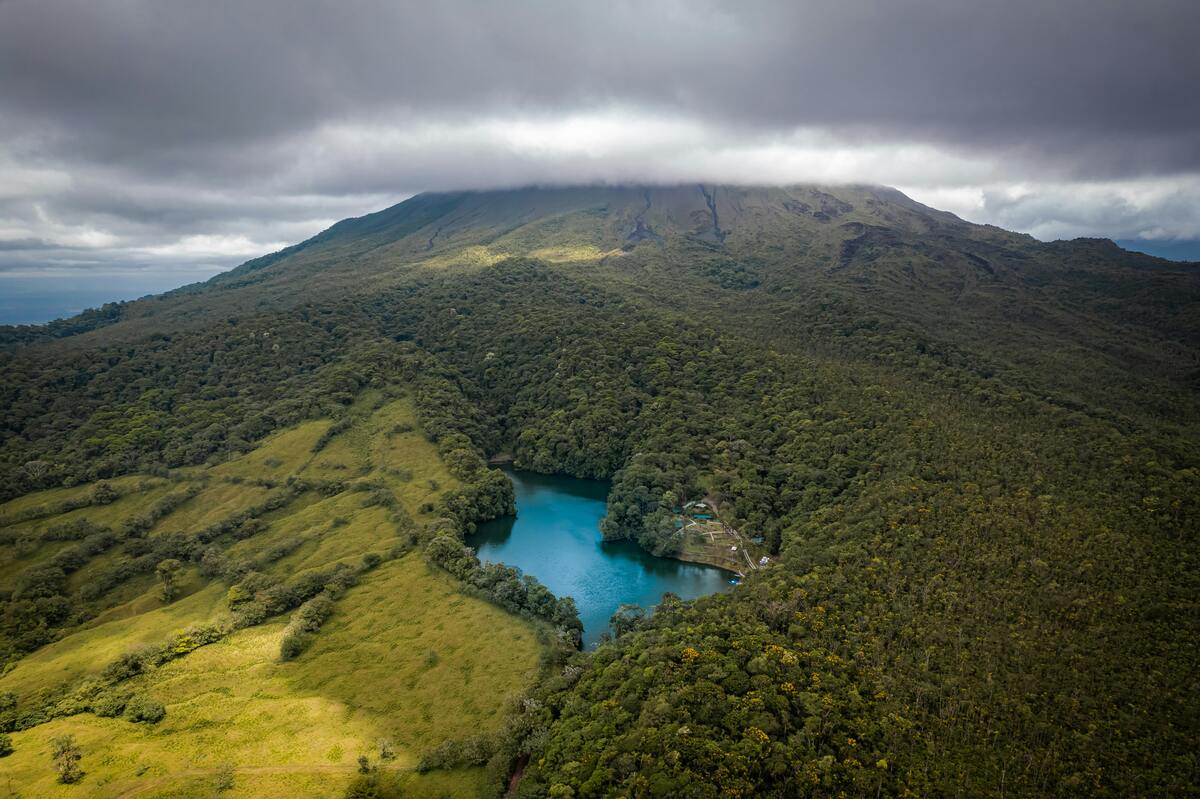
[610, 604, 646, 638]
[92, 481, 119, 504]
[22, 460, 49, 484]
[156, 558, 182, 602]
[0, 733, 12, 757]
[51, 734, 83, 784]
[214, 763, 235, 792]
[123, 694, 166, 724]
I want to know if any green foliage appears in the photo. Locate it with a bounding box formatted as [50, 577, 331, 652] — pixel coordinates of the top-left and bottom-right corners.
[424, 534, 583, 647]
[279, 592, 336, 661]
[90, 690, 128, 718]
[418, 733, 497, 772]
[608, 603, 646, 638]
[100, 652, 145, 683]
[345, 770, 404, 799]
[51, 733, 83, 783]
[1, 184, 1197, 797]
[0, 691, 15, 732]
[155, 557, 182, 602]
[0, 732, 12, 757]
[123, 693, 166, 724]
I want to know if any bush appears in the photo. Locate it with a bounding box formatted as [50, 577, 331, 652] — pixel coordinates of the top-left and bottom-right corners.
[0, 733, 12, 757]
[101, 652, 144, 683]
[279, 630, 313, 661]
[345, 771, 408, 798]
[92, 482, 119, 504]
[214, 763, 235, 792]
[417, 734, 496, 772]
[0, 692, 15, 732]
[291, 594, 335, 633]
[91, 692, 128, 718]
[123, 694, 166, 724]
[51, 734, 83, 783]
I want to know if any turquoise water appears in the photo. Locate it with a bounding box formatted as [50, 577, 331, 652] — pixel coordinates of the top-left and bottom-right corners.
[472, 469, 734, 647]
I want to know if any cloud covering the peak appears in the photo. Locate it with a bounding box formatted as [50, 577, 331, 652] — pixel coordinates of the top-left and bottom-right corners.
[0, 0, 1198, 299]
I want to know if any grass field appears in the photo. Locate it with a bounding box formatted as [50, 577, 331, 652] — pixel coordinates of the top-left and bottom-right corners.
[1, 556, 539, 798]
[0, 390, 543, 798]
[0, 479, 177, 593]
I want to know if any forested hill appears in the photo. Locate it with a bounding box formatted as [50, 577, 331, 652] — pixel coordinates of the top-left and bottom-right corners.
[1, 184, 1198, 796]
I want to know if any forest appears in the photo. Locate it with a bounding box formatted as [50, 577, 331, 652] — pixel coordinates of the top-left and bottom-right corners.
[0, 184, 1197, 797]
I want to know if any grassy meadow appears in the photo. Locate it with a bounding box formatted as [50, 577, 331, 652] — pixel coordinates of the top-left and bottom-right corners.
[0, 391, 542, 798]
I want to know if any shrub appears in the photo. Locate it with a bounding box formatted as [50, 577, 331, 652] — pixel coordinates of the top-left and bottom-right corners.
[92, 482, 119, 504]
[51, 734, 83, 783]
[214, 763, 235, 791]
[279, 630, 313, 661]
[123, 695, 166, 724]
[0, 692, 15, 732]
[417, 734, 496, 772]
[0, 733, 12, 757]
[91, 692, 128, 718]
[291, 594, 335, 633]
[101, 652, 144, 683]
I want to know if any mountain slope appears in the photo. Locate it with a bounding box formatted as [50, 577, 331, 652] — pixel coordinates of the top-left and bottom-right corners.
[1, 184, 1197, 797]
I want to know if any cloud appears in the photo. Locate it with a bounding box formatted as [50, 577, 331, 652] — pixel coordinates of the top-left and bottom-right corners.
[137, 234, 291, 259]
[903, 176, 1200, 241]
[0, 0, 1198, 285]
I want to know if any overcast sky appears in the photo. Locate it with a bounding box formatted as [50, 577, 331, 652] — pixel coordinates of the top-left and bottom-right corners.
[1, 0, 1198, 298]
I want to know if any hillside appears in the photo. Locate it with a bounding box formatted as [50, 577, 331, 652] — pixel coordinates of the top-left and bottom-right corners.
[0, 386, 558, 797]
[1, 184, 1198, 797]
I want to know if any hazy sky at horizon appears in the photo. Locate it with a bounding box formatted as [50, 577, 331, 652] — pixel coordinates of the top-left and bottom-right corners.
[1, 0, 1198, 322]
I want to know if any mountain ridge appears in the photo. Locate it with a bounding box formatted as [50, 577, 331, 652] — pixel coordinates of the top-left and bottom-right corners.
[5, 183, 1195, 348]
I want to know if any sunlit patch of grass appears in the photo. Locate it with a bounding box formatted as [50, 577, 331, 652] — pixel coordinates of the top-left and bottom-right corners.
[528, 245, 626, 263]
[4, 479, 175, 539]
[212, 420, 332, 481]
[0, 583, 229, 705]
[147, 481, 273, 538]
[256, 493, 398, 575]
[414, 243, 623, 271]
[415, 245, 513, 271]
[0, 480, 178, 592]
[1, 388, 545, 798]
[0, 474, 154, 523]
[84, 566, 209, 628]
[1, 556, 540, 798]
[361, 397, 459, 520]
[286, 556, 541, 748]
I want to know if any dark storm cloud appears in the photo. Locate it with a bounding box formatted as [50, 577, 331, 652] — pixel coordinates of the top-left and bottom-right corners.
[0, 0, 1198, 282]
[3, 0, 1198, 175]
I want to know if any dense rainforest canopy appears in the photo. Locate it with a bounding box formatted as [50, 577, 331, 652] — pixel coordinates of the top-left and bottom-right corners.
[1, 184, 1197, 797]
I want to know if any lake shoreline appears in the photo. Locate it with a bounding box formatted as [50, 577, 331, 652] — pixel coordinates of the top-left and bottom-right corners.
[476, 467, 734, 645]
[665, 547, 745, 578]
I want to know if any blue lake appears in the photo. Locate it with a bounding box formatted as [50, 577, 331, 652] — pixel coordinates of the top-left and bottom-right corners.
[472, 469, 734, 647]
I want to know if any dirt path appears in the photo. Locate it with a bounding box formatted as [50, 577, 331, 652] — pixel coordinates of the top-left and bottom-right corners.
[726, 526, 756, 573]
